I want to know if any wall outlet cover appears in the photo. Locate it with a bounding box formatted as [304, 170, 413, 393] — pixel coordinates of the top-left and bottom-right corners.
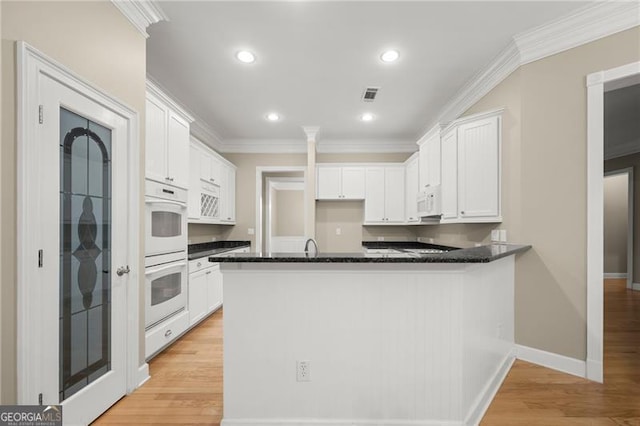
[336, 227, 341, 236]
[491, 230, 500, 242]
[296, 360, 311, 382]
[248, 228, 255, 235]
[377, 236, 384, 241]
[499, 229, 507, 242]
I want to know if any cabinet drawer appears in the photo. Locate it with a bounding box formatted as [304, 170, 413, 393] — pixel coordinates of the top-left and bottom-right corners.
[189, 258, 215, 273]
[145, 310, 189, 359]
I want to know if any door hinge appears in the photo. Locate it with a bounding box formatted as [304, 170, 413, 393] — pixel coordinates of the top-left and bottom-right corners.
[38, 393, 43, 405]
[38, 249, 43, 268]
[38, 105, 43, 124]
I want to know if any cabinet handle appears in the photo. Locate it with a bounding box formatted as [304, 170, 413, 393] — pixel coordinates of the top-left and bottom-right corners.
[205, 271, 212, 275]
[461, 211, 465, 215]
[164, 329, 172, 338]
[210, 178, 215, 182]
[197, 262, 202, 267]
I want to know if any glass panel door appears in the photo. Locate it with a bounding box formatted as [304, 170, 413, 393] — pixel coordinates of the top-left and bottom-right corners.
[59, 108, 112, 401]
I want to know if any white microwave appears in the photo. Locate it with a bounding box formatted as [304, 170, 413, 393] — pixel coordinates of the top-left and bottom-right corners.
[417, 185, 442, 217]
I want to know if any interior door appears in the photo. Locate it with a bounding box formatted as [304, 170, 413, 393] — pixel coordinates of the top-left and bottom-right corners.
[38, 73, 128, 425]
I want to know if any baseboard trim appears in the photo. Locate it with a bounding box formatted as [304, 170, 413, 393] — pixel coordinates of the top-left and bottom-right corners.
[516, 344, 586, 378]
[632, 282, 640, 291]
[586, 359, 603, 383]
[464, 350, 516, 426]
[604, 272, 627, 279]
[137, 363, 150, 388]
[222, 419, 461, 426]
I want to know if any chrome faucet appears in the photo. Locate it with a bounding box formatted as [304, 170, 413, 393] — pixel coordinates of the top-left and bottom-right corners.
[304, 238, 318, 255]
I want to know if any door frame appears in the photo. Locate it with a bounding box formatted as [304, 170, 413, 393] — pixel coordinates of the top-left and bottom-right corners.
[586, 60, 640, 383]
[265, 177, 305, 253]
[16, 42, 143, 403]
[603, 168, 634, 290]
[255, 166, 307, 253]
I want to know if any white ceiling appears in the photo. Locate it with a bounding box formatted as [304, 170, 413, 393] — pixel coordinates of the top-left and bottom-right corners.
[146, 1, 592, 146]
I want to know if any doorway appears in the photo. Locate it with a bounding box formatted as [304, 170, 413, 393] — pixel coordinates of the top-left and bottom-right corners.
[586, 60, 640, 382]
[255, 166, 307, 253]
[603, 169, 634, 289]
[265, 177, 306, 253]
[17, 43, 141, 424]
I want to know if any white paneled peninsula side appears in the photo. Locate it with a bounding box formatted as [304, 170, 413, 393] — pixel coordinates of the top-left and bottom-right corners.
[212, 244, 529, 426]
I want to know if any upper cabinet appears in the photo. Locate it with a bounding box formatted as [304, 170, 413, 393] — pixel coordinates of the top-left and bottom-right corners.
[418, 126, 442, 191]
[364, 166, 405, 224]
[316, 165, 365, 200]
[188, 138, 236, 225]
[432, 108, 503, 224]
[404, 154, 420, 223]
[145, 81, 193, 189]
[457, 114, 501, 221]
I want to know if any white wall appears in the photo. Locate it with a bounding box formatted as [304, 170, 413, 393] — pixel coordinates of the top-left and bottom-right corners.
[604, 173, 629, 274]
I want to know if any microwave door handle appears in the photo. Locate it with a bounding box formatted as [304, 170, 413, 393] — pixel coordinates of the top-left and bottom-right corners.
[144, 199, 187, 208]
[145, 261, 187, 276]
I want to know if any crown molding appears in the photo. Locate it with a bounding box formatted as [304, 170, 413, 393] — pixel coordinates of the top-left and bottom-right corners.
[111, 0, 168, 38]
[302, 126, 320, 142]
[317, 139, 417, 154]
[221, 139, 308, 154]
[146, 79, 194, 123]
[515, 1, 640, 66]
[417, 123, 448, 146]
[190, 117, 225, 152]
[422, 0, 640, 137]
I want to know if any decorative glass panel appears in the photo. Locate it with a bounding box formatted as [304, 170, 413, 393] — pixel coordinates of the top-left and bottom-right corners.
[151, 272, 182, 306]
[59, 108, 111, 401]
[151, 211, 182, 237]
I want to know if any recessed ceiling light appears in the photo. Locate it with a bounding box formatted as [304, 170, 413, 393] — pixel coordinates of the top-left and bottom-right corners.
[380, 50, 399, 63]
[236, 50, 256, 64]
[361, 113, 374, 122]
[266, 112, 280, 122]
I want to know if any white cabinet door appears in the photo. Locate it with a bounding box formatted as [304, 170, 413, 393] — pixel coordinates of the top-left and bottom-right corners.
[405, 156, 419, 222]
[458, 116, 500, 219]
[200, 151, 212, 182]
[418, 133, 441, 190]
[317, 166, 341, 199]
[206, 265, 223, 313]
[385, 166, 405, 222]
[341, 167, 365, 199]
[188, 270, 208, 326]
[145, 96, 167, 184]
[226, 166, 236, 222]
[441, 129, 458, 221]
[188, 144, 201, 220]
[167, 111, 190, 189]
[364, 167, 386, 222]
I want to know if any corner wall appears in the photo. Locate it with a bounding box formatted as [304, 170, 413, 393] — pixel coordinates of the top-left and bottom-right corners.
[417, 27, 640, 361]
[1, 0, 146, 403]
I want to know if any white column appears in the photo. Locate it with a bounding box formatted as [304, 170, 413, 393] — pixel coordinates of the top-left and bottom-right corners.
[302, 126, 319, 240]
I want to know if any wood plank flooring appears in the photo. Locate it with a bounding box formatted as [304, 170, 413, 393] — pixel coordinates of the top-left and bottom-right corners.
[482, 279, 640, 425]
[95, 279, 640, 425]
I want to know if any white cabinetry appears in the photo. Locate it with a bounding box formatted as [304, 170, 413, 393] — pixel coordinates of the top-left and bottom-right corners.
[364, 166, 405, 224]
[188, 259, 223, 327]
[188, 138, 236, 224]
[404, 154, 420, 223]
[440, 128, 458, 221]
[316, 166, 365, 200]
[145, 81, 193, 189]
[418, 127, 442, 191]
[457, 114, 501, 221]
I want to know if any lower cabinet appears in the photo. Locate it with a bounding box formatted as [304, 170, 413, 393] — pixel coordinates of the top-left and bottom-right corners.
[188, 259, 223, 326]
[145, 310, 189, 359]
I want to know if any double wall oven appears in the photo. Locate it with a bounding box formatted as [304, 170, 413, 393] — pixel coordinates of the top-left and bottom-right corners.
[145, 180, 188, 329]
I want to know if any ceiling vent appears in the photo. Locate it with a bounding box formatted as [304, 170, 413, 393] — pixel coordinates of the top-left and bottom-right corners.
[362, 87, 379, 102]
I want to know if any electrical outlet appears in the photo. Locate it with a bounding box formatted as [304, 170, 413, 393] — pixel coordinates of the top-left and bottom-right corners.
[499, 229, 507, 242]
[297, 360, 311, 382]
[377, 236, 384, 241]
[248, 228, 255, 235]
[428, 238, 434, 244]
[336, 227, 341, 236]
[491, 230, 500, 242]
[211, 236, 217, 242]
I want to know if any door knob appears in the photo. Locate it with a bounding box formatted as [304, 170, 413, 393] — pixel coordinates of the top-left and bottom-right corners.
[116, 265, 130, 276]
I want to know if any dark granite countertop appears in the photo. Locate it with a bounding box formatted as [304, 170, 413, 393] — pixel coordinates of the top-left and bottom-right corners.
[361, 241, 460, 252]
[188, 240, 251, 260]
[209, 243, 530, 264]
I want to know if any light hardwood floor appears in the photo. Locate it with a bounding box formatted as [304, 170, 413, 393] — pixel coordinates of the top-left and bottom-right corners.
[95, 279, 639, 425]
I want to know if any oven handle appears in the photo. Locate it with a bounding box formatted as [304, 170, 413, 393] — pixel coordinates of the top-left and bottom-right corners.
[145, 261, 187, 276]
[145, 199, 187, 208]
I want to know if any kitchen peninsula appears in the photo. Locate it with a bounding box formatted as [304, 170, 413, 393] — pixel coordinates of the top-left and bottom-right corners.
[213, 243, 529, 426]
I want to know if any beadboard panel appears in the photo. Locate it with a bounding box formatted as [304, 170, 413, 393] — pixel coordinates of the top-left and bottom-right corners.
[221, 258, 515, 424]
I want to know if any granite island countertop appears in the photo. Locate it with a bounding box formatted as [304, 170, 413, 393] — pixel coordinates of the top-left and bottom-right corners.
[209, 243, 530, 264]
[188, 240, 251, 260]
